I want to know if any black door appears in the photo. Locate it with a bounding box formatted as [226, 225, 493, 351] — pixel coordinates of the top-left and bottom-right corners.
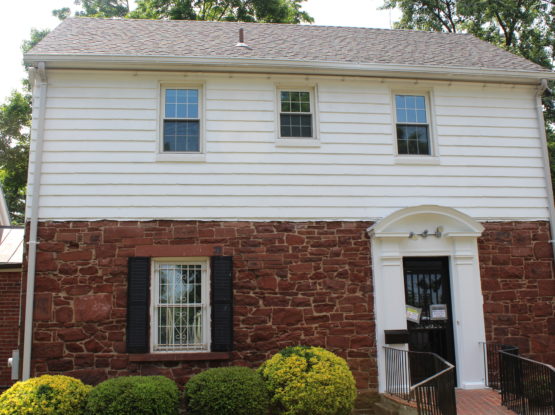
[403, 257, 456, 368]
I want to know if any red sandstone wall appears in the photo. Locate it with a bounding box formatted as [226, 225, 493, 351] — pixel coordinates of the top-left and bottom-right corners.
[479, 221, 555, 365]
[30, 221, 376, 389]
[0, 270, 22, 389]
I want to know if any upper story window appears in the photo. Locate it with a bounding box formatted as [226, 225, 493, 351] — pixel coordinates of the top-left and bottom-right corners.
[279, 90, 314, 138]
[162, 87, 201, 152]
[152, 260, 210, 352]
[395, 94, 431, 155]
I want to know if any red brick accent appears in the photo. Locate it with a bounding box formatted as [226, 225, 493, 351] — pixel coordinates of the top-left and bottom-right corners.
[29, 221, 376, 389]
[0, 270, 22, 389]
[479, 221, 555, 365]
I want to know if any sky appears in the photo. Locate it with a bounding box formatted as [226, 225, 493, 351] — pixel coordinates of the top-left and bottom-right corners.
[0, 0, 400, 102]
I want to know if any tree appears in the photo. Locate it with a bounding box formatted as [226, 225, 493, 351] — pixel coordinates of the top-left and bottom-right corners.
[129, 0, 312, 23]
[383, 0, 555, 189]
[0, 29, 50, 224]
[53, 0, 130, 20]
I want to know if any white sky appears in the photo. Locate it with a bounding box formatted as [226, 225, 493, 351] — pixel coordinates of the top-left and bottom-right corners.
[0, 0, 400, 101]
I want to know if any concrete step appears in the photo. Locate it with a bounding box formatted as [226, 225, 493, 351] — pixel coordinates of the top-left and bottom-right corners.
[373, 395, 418, 415]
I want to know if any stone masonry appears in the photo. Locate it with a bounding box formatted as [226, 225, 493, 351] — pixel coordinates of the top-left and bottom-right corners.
[24, 220, 555, 390]
[29, 220, 376, 389]
[479, 221, 555, 365]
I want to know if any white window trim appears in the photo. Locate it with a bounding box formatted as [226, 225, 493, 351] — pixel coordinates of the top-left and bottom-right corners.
[391, 89, 439, 164]
[275, 84, 320, 147]
[150, 257, 211, 353]
[156, 82, 206, 162]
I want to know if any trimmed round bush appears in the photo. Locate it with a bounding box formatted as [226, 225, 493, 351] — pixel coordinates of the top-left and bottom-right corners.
[85, 375, 179, 415]
[258, 346, 357, 415]
[0, 374, 92, 415]
[184, 366, 270, 415]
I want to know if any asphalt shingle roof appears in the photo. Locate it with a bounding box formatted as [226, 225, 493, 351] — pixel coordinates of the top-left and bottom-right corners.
[27, 17, 550, 73]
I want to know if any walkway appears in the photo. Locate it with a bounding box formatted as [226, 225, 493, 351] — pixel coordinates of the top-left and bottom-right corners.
[457, 389, 516, 415]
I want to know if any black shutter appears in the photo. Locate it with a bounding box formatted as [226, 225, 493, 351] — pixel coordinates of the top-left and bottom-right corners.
[127, 257, 150, 353]
[211, 256, 233, 352]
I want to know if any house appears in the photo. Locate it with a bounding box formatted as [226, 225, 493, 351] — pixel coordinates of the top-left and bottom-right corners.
[0, 186, 24, 389]
[19, 17, 555, 401]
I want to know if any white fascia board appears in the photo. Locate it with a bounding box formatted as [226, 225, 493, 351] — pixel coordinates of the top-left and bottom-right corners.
[23, 53, 555, 83]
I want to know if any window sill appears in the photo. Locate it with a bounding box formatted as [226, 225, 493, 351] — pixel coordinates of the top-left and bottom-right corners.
[156, 153, 206, 162]
[394, 156, 440, 165]
[275, 138, 320, 147]
[129, 352, 231, 362]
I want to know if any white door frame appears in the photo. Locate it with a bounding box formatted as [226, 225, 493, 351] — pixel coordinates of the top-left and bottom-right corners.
[368, 205, 487, 391]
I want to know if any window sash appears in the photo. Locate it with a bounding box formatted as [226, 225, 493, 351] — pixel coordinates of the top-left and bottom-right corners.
[395, 94, 431, 156]
[151, 261, 210, 352]
[279, 90, 314, 138]
[161, 87, 201, 153]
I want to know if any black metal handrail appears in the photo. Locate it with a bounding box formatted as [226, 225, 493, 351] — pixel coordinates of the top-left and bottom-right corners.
[384, 346, 457, 415]
[481, 342, 519, 390]
[499, 350, 555, 415]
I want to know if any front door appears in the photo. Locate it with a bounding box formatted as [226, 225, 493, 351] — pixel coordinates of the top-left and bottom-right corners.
[403, 257, 456, 368]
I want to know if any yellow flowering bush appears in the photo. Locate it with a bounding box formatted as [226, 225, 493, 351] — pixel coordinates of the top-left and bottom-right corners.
[0, 375, 92, 415]
[258, 346, 356, 415]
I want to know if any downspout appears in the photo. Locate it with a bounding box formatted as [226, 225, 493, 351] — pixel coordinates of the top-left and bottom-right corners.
[22, 62, 48, 380]
[536, 79, 555, 263]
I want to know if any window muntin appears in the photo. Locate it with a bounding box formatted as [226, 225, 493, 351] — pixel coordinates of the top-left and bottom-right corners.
[152, 260, 209, 352]
[279, 90, 313, 138]
[395, 94, 430, 155]
[162, 88, 200, 152]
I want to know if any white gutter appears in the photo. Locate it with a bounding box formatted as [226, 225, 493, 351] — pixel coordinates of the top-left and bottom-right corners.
[536, 79, 555, 262]
[23, 53, 555, 82]
[22, 62, 47, 380]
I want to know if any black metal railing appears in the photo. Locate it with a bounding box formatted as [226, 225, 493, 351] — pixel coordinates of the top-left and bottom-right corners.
[499, 351, 555, 415]
[384, 346, 457, 415]
[481, 342, 519, 390]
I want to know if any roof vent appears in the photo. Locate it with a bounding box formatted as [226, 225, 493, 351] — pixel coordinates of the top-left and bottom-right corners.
[236, 28, 250, 48]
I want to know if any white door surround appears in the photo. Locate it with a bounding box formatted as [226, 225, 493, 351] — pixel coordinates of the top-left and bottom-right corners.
[368, 205, 487, 391]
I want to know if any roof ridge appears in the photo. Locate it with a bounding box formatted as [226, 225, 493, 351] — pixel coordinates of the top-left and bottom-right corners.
[66, 16, 478, 36]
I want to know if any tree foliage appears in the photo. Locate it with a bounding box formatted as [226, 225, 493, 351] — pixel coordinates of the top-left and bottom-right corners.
[129, 0, 312, 23]
[383, 0, 555, 189]
[53, 0, 312, 23]
[0, 29, 49, 224]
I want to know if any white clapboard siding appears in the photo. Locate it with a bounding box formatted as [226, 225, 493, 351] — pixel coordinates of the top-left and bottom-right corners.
[26, 71, 551, 221]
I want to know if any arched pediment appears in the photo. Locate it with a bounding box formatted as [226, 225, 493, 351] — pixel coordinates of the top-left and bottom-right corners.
[367, 205, 484, 238]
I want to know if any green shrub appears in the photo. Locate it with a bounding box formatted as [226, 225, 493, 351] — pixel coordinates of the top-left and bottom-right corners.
[184, 366, 270, 415]
[258, 346, 357, 415]
[85, 375, 179, 415]
[0, 374, 92, 415]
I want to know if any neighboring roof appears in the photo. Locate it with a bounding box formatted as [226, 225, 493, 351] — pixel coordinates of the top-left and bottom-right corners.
[0, 227, 24, 266]
[25, 18, 552, 79]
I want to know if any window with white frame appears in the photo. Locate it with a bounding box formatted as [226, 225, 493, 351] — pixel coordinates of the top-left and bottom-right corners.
[151, 260, 210, 352]
[279, 90, 314, 138]
[162, 87, 201, 152]
[394, 94, 431, 155]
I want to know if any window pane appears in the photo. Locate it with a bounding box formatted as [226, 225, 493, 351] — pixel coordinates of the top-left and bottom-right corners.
[395, 94, 427, 125]
[165, 89, 198, 119]
[280, 91, 311, 113]
[155, 263, 205, 351]
[163, 120, 200, 152]
[166, 89, 177, 103]
[415, 96, 426, 110]
[397, 124, 430, 155]
[280, 114, 312, 138]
